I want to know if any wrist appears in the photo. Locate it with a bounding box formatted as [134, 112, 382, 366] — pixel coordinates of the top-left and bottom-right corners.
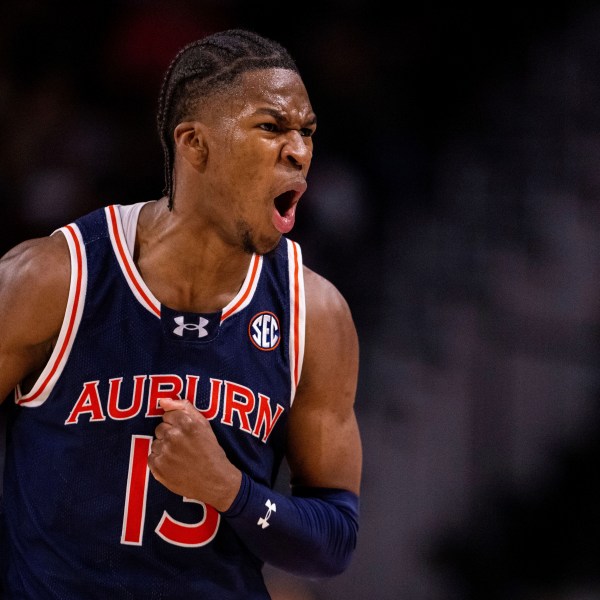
[215, 467, 243, 513]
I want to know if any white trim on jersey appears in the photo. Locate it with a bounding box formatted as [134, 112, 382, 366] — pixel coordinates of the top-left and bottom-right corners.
[16, 224, 88, 407]
[106, 205, 161, 318]
[220, 254, 263, 323]
[107, 203, 264, 323]
[119, 201, 149, 254]
[287, 238, 305, 405]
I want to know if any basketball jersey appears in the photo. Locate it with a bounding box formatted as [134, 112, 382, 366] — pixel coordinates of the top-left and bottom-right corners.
[1, 202, 306, 599]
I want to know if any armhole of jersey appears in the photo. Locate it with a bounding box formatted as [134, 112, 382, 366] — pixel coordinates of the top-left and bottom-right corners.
[287, 239, 305, 406]
[15, 225, 87, 407]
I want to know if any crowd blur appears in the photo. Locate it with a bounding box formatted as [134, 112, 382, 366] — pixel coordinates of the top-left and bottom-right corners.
[2, 1, 600, 599]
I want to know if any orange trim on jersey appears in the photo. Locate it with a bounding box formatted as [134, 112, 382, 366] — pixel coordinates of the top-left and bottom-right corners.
[220, 254, 261, 322]
[19, 225, 83, 404]
[291, 242, 301, 388]
[107, 205, 160, 318]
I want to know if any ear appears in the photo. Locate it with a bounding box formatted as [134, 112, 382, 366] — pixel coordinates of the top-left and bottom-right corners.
[173, 121, 208, 169]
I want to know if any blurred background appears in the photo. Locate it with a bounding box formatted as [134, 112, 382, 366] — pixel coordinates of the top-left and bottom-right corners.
[2, 1, 600, 598]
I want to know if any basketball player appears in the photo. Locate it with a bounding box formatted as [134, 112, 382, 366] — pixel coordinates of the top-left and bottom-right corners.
[0, 29, 361, 598]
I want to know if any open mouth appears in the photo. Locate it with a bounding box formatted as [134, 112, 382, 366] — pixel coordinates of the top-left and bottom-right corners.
[274, 190, 298, 217]
[272, 184, 306, 234]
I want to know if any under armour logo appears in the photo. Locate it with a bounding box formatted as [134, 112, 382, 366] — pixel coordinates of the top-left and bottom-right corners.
[257, 499, 276, 529]
[173, 316, 209, 338]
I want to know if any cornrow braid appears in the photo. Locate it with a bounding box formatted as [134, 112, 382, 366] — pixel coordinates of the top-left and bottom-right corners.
[157, 29, 300, 210]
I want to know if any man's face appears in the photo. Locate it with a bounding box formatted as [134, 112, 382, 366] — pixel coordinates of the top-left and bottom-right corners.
[198, 68, 317, 255]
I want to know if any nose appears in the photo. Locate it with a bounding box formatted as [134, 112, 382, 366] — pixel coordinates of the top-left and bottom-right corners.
[281, 130, 312, 170]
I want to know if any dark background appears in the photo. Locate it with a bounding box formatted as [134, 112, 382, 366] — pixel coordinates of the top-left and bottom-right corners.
[2, 1, 600, 598]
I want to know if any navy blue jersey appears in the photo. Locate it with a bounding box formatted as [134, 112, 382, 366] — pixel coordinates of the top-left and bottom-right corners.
[1, 202, 306, 599]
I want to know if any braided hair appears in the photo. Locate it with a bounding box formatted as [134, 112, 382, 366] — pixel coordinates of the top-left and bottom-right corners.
[157, 29, 301, 210]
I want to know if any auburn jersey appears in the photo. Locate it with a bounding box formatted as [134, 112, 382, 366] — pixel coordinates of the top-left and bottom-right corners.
[1, 202, 305, 599]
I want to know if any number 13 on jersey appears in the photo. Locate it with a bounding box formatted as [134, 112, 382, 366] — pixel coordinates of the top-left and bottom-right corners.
[121, 435, 220, 547]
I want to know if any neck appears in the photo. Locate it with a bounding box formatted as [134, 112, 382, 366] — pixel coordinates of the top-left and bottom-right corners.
[134, 198, 254, 313]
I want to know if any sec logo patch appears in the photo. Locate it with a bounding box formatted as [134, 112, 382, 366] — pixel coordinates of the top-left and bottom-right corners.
[249, 312, 281, 351]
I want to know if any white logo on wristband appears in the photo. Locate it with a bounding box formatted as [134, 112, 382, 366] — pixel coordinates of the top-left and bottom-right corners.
[257, 499, 277, 529]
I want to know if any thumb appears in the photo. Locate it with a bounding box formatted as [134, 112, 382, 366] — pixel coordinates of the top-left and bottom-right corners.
[158, 396, 188, 412]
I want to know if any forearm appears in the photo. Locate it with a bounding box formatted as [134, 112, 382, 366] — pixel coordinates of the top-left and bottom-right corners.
[222, 472, 360, 578]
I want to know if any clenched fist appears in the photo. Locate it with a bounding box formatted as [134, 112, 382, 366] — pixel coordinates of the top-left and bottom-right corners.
[148, 397, 242, 512]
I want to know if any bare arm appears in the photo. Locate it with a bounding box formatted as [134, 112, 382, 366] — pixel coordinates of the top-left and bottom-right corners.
[0, 234, 70, 403]
[286, 266, 362, 494]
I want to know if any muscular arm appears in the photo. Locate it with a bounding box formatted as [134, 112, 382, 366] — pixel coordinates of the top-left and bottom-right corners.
[287, 266, 362, 493]
[0, 234, 70, 403]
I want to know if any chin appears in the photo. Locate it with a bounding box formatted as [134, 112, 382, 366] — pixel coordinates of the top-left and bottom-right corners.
[242, 231, 280, 256]
[247, 239, 281, 256]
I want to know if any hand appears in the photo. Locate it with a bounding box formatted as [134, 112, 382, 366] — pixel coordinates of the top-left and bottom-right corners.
[148, 397, 242, 512]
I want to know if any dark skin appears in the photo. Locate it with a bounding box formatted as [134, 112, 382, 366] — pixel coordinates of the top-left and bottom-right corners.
[0, 68, 362, 512]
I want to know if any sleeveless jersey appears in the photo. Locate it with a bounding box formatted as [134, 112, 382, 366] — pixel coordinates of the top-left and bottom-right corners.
[1, 202, 306, 599]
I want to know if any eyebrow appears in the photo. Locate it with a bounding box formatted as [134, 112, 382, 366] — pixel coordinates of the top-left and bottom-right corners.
[254, 107, 317, 127]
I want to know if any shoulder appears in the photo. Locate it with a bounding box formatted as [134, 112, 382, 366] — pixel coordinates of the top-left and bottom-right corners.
[302, 265, 359, 380]
[0, 232, 70, 290]
[303, 265, 356, 332]
[0, 233, 71, 346]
